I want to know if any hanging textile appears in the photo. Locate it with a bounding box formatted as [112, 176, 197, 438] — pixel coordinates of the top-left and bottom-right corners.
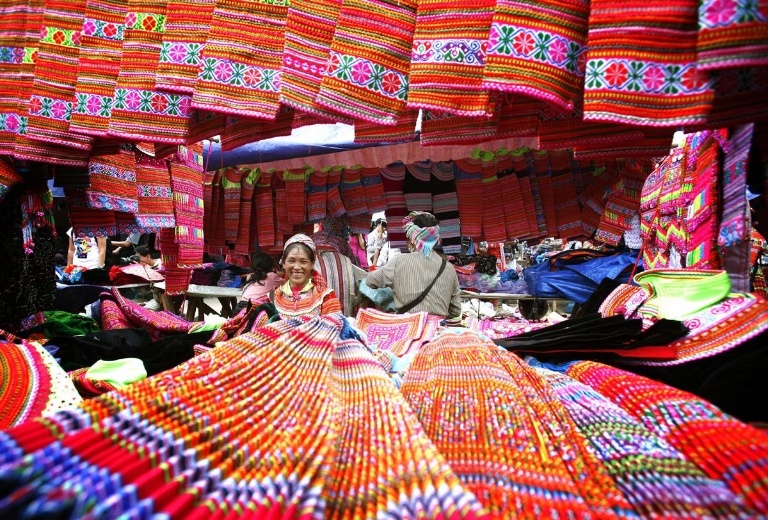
[169, 145, 205, 268]
[273, 177, 291, 246]
[526, 160, 548, 237]
[429, 161, 461, 254]
[480, 157, 507, 243]
[158, 227, 192, 294]
[306, 167, 328, 222]
[574, 127, 677, 160]
[84, 148, 138, 214]
[407, 0, 494, 116]
[24, 0, 92, 150]
[420, 110, 499, 146]
[353, 110, 417, 143]
[689, 67, 768, 132]
[0, 0, 35, 155]
[483, 0, 590, 114]
[279, 0, 351, 121]
[221, 167, 244, 246]
[453, 158, 483, 239]
[284, 167, 308, 225]
[696, 0, 768, 72]
[496, 95, 541, 138]
[496, 152, 531, 240]
[685, 132, 723, 269]
[316, 0, 416, 125]
[533, 150, 559, 237]
[65, 187, 117, 237]
[403, 161, 432, 213]
[134, 151, 175, 230]
[360, 166, 387, 214]
[220, 106, 294, 151]
[109, 0, 194, 143]
[255, 168, 275, 248]
[0, 161, 23, 203]
[192, 0, 288, 120]
[596, 161, 646, 246]
[511, 148, 539, 238]
[325, 166, 345, 217]
[155, 0, 215, 93]
[379, 162, 407, 250]
[549, 149, 584, 239]
[582, 0, 714, 127]
[69, 0, 126, 137]
[185, 109, 226, 145]
[234, 168, 258, 255]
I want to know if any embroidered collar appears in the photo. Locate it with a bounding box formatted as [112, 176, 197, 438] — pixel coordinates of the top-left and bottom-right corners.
[281, 279, 313, 296]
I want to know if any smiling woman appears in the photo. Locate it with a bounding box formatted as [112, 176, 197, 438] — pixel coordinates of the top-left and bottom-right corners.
[270, 234, 342, 319]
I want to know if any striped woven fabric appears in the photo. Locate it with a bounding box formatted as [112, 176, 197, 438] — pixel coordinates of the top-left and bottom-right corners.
[205, 169, 225, 253]
[134, 151, 175, 230]
[574, 127, 676, 160]
[685, 132, 722, 269]
[567, 360, 768, 515]
[291, 109, 334, 129]
[315, 249, 356, 316]
[401, 331, 634, 519]
[316, 0, 417, 125]
[220, 106, 294, 151]
[109, 0, 193, 143]
[169, 145, 205, 267]
[234, 168, 257, 255]
[533, 150, 559, 237]
[548, 149, 583, 239]
[429, 163, 460, 252]
[595, 161, 645, 246]
[65, 187, 118, 237]
[696, 0, 768, 71]
[185, 109, 226, 144]
[403, 161, 432, 213]
[0, 340, 52, 430]
[582, 0, 714, 127]
[192, 0, 288, 120]
[254, 168, 275, 248]
[273, 183, 290, 246]
[155, 0, 214, 93]
[24, 0, 92, 150]
[379, 162, 407, 250]
[360, 166, 387, 213]
[686, 67, 768, 132]
[420, 110, 499, 146]
[480, 157, 507, 242]
[719, 124, 754, 255]
[158, 227, 192, 294]
[280, 0, 352, 121]
[353, 110, 417, 143]
[496, 153, 531, 240]
[0, 0, 33, 155]
[0, 160, 23, 203]
[496, 95, 541, 138]
[306, 167, 327, 222]
[483, 0, 590, 114]
[283, 167, 308, 225]
[509, 148, 539, 238]
[201, 169, 215, 246]
[325, 166, 346, 217]
[453, 158, 483, 239]
[69, 0, 127, 137]
[407, 0, 494, 116]
[220, 167, 243, 246]
[537, 366, 749, 518]
[526, 160, 548, 237]
[84, 148, 138, 213]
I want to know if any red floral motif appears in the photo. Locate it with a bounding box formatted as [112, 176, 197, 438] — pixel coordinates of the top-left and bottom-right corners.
[513, 32, 535, 56]
[244, 67, 261, 86]
[29, 97, 43, 114]
[381, 72, 401, 95]
[104, 24, 117, 38]
[681, 66, 707, 91]
[53, 31, 66, 45]
[326, 53, 341, 75]
[151, 94, 168, 114]
[141, 16, 156, 32]
[30, 50, 38, 63]
[706, 0, 737, 26]
[178, 96, 191, 116]
[643, 66, 665, 91]
[604, 62, 628, 87]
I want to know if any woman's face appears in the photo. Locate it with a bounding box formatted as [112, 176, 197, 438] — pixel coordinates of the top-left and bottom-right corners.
[283, 246, 313, 287]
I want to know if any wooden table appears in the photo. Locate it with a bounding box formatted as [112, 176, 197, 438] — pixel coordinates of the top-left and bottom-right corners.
[153, 281, 242, 320]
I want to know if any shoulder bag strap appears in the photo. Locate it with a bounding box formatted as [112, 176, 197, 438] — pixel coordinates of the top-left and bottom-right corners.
[398, 258, 448, 313]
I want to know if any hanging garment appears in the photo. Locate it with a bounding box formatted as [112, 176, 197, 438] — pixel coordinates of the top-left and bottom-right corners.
[548, 149, 583, 239]
[65, 187, 117, 238]
[379, 162, 407, 251]
[360, 166, 387, 214]
[496, 153, 530, 240]
[526, 160, 548, 237]
[696, 0, 768, 72]
[134, 151, 175, 230]
[353, 110, 417, 143]
[429, 161, 461, 254]
[69, 0, 127, 137]
[284, 167, 308, 224]
[279, 0, 352, 121]
[220, 106, 294, 151]
[234, 168, 258, 255]
[496, 95, 541, 138]
[0, 161, 23, 203]
[483, 0, 591, 114]
[0, 0, 35, 155]
[684, 132, 723, 269]
[169, 145, 205, 268]
[533, 150, 559, 237]
[453, 158, 484, 239]
[155, 0, 215, 93]
[192, 0, 288, 120]
[221, 167, 244, 247]
[24, 0, 92, 150]
[403, 161, 432, 213]
[511, 148, 540, 238]
[84, 148, 138, 214]
[574, 127, 677, 160]
[255, 168, 275, 248]
[109, 0, 193, 143]
[480, 157, 507, 243]
[316, 0, 416, 125]
[582, 0, 714, 127]
[306, 168, 328, 222]
[325, 166, 346, 217]
[420, 110, 499, 146]
[407, 0, 494, 116]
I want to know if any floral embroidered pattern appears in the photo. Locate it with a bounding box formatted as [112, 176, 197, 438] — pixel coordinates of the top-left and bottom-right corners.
[487, 24, 587, 75]
[40, 27, 82, 48]
[699, 0, 767, 29]
[137, 185, 173, 198]
[411, 39, 487, 66]
[0, 114, 27, 134]
[89, 162, 136, 182]
[0, 47, 25, 64]
[81, 18, 125, 41]
[124, 12, 166, 33]
[86, 194, 138, 214]
[73, 93, 114, 118]
[325, 51, 408, 100]
[112, 89, 192, 117]
[23, 47, 38, 64]
[198, 57, 281, 92]
[28, 96, 73, 122]
[584, 59, 713, 95]
[159, 42, 204, 65]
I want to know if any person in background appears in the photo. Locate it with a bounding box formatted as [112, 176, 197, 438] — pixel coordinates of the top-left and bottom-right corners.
[366, 211, 461, 318]
[349, 232, 368, 268]
[241, 252, 283, 304]
[67, 227, 106, 270]
[111, 232, 142, 256]
[135, 246, 162, 270]
[270, 234, 342, 319]
[367, 218, 395, 268]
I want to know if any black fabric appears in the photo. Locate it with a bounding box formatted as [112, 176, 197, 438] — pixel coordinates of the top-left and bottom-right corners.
[47, 328, 208, 375]
[0, 188, 25, 331]
[80, 267, 112, 285]
[572, 277, 623, 319]
[399, 258, 447, 313]
[621, 330, 768, 423]
[55, 284, 106, 314]
[494, 314, 689, 355]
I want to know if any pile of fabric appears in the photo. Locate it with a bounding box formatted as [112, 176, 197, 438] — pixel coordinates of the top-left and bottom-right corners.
[2, 314, 767, 518]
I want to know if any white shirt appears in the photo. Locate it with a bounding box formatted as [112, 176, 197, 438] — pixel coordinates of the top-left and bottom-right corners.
[67, 228, 102, 269]
[367, 230, 398, 267]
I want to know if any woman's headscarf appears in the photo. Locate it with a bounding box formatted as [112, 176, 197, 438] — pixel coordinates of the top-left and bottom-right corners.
[403, 211, 440, 258]
[283, 233, 316, 254]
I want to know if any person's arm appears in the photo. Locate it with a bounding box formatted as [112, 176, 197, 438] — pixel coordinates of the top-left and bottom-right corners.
[357, 233, 366, 250]
[366, 231, 379, 258]
[366, 256, 397, 289]
[67, 235, 75, 265]
[448, 272, 462, 319]
[111, 240, 131, 248]
[97, 237, 107, 267]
